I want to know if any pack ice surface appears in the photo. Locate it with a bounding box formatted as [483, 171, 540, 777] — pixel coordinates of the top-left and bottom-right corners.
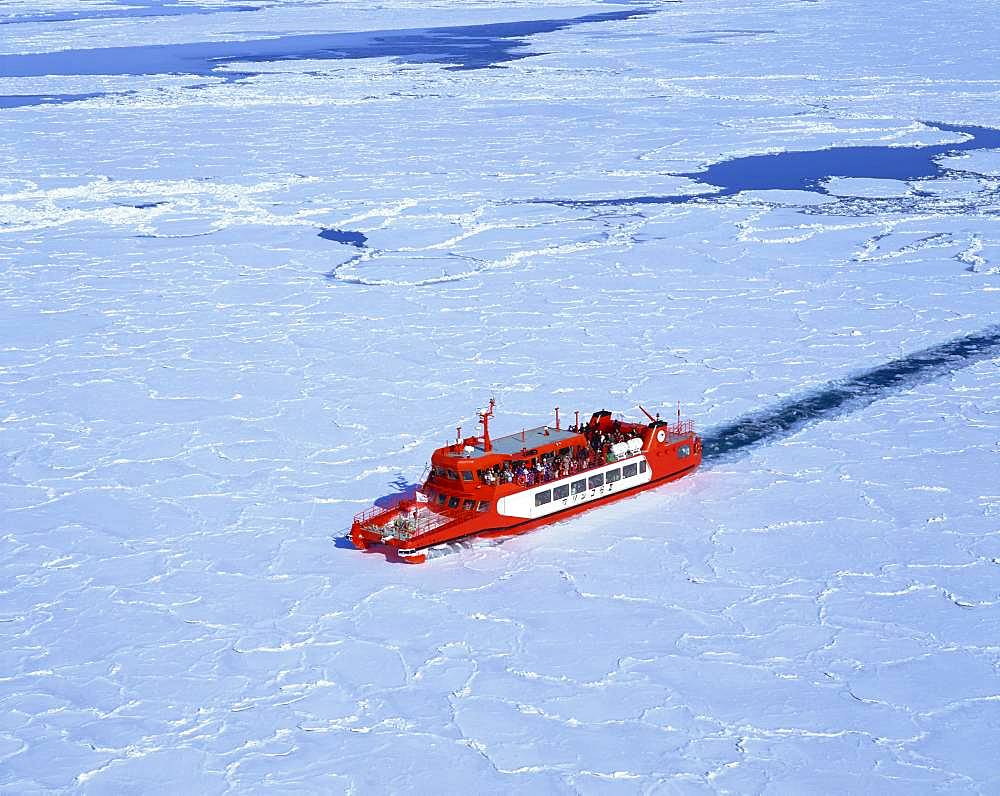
[1, 0, 999, 791]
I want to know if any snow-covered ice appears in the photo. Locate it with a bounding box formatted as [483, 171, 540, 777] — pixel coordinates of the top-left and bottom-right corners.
[2, 0, 999, 791]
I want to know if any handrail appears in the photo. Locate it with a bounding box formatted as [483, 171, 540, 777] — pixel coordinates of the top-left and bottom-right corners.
[353, 500, 401, 526]
[354, 501, 478, 540]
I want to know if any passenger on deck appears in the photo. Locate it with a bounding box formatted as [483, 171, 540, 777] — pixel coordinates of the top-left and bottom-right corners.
[515, 462, 527, 484]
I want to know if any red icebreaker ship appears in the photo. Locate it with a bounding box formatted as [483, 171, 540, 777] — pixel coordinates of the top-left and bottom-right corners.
[351, 401, 702, 563]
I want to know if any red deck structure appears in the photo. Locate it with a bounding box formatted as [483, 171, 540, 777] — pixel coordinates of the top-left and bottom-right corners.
[351, 402, 702, 563]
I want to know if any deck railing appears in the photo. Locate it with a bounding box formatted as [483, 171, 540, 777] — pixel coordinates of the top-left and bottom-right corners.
[670, 419, 695, 436]
[354, 500, 478, 542]
[353, 502, 399, 527]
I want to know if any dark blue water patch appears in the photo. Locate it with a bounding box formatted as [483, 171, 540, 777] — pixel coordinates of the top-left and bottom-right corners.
[0, 0, 258, 25]
[701, 324, 1000, 463]
[0, 9, 655, 80]
[539, 121, 1000, 208]
[683, 121, 1000, 193]
[119, 201, 167, 209]
[0, 92, 106, 109]
[547, 192, 703, 208]
[318, 229, 367, 247]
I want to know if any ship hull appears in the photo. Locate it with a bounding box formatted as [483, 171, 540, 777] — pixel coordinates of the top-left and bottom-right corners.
[350, 408, 702, 563]
[355, 457, 700, 563]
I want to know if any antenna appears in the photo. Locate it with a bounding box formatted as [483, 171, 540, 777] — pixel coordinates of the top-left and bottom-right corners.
[478, 397, 496, 452]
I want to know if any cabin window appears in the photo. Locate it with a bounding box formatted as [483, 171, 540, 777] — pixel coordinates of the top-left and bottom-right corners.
[606, 468, 621, 483]
[477, 501, 490, 512]
[463, 499, 475, 511]
[588, 473, 604, 489]
[639, 461, 647, 473]
[572, 479, 587, 495]
[622, 463, 638, 478]
[447, 469, 459, 480]
[678, 445, 691, 458]
[462, 470, 473, 481]
[553, 484, 569, 500]
[448, 497, 460, 508]
[535, 490, 552, 506]
[438, 493, 447, 505]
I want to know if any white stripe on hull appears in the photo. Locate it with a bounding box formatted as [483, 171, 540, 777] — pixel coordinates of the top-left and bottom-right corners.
[496, 456, 652, 520]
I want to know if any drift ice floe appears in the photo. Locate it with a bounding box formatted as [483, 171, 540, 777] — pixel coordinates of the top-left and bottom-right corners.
[351, 400, 701, 563]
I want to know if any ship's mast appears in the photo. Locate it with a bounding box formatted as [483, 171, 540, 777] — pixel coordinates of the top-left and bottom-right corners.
[479, 397, 496, 452]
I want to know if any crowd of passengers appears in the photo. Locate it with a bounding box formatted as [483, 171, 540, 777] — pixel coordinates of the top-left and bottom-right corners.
[478, 422, 645, 488]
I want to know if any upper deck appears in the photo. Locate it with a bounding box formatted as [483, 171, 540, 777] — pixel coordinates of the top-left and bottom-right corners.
[446, 425, 581, 459]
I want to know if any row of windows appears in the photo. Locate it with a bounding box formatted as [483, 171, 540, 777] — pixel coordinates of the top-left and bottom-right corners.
[535, 461, 646, 506]
[433, 466, 475, 482]
[427, 490, 490, 512]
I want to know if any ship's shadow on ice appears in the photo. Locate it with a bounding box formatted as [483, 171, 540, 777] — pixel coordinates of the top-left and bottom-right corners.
[333, 477, 421, 551]
[374, 477, 421, 509]
[702, 324, 1000, 462]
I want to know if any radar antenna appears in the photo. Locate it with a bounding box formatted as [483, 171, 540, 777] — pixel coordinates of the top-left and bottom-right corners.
[479, 397, 496, 452]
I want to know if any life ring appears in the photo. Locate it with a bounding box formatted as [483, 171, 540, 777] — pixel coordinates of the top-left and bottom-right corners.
[656, 429, 666, 443]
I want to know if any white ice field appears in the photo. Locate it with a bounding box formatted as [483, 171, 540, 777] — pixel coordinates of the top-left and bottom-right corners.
[1, 0, 999, 792]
